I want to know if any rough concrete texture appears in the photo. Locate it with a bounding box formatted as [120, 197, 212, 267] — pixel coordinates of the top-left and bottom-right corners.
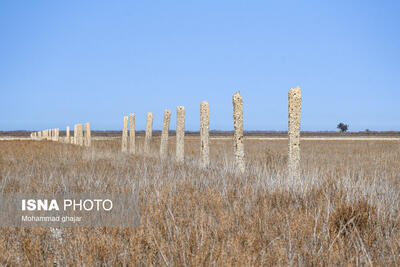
[200, 101, 210, 168]
[121, 116, 129, 152]
[76, 124, 84, 146]
[233, 92, 245, 173]
[84, 123, 91, 147]
[144, 112, 153, 154]
[288, 86, 302, 179]
[160, 109, 171, 159]
[38, 131, 42, 139]
[129, 114, 136, 154]
[176, 106, 185, 163]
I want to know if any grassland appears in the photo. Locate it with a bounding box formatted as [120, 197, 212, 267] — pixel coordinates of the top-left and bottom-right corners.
[0, 137, 399, 265]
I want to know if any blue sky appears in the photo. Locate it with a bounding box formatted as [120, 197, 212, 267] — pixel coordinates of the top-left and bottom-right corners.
[0, 1, 399, 131]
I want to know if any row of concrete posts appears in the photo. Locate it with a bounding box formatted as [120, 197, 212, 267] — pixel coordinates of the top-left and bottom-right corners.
[31, 123, 92, 147]
[120, 86, 301, 178]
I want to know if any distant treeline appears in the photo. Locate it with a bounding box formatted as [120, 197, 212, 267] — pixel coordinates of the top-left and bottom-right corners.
[2, 130, 400, 137]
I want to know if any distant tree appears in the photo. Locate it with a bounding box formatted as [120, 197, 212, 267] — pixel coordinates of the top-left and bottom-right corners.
[337, 122, 349, 132]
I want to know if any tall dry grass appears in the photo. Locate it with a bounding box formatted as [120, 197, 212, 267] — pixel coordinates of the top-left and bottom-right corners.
[0, 137, 399, 266]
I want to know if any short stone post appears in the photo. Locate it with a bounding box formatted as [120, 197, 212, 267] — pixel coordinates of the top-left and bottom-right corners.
[176, 106, 185, 163]
[38, 131, 42, 139]
[288, 86, 302, 179]
[47, 129, 51, 141]
[66, 126, 70, 143]
[121, 116, 128, 152]
[84, 123, 91, 147]
[160, 109, 171, 159]
[76, 124, 83, 146]
[233, 92, 245, 173]
[129, 114, 136, 154]
[200, 101, 210, 168]
[144, 112, 153, 154]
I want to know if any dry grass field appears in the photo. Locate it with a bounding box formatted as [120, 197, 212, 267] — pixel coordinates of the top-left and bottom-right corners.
[0, 137, 399, 265]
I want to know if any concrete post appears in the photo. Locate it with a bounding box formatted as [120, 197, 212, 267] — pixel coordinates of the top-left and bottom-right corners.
[200, 101, 210, 168]
[144, 112, 153, 154]
[121, 116, 128, 152]
[233, 92, 245, 173]
[55, 128, 59, 142]
[66, 126, 70, 143]
[288, 86, 302, 179]
[76, 124, 83, 146]
[73, 125, 77, 145]
[38, 131, 42, 139]
[84, 123, 91, 147]
[176, 106, 185, 163]
[160, 109, 171, 159]
[129, 114, 136, 154]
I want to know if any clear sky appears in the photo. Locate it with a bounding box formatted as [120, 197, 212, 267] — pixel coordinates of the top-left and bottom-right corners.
[0, 1, 399, 131]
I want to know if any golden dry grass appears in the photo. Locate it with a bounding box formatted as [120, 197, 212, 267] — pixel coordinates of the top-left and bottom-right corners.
[0, 138, 399, 266]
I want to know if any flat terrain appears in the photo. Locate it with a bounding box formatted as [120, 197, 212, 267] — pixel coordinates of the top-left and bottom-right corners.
[0, 137, 399, 265]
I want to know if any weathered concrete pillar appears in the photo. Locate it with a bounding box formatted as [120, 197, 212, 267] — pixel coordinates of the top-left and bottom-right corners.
[176, 106, 185, 163]
[38, 131, 42, 139]
[288, 86, 302, 179]
[73, 125, 77, 145]
[66, 126, 70, 143]
[160, 109, 171, 159]
[55, 128, 59, 142]
[30, 132, 34, 139]
[84, 123, 91, 147]
[144, 112, 153, 154]
[76, 124, 83, 146]
[233, 92, 245, 173]
[129, 114, 136, 154]
[121, 116, 128, 152]
[47, 129, 51, 141]
[200, 101, 210, 168]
